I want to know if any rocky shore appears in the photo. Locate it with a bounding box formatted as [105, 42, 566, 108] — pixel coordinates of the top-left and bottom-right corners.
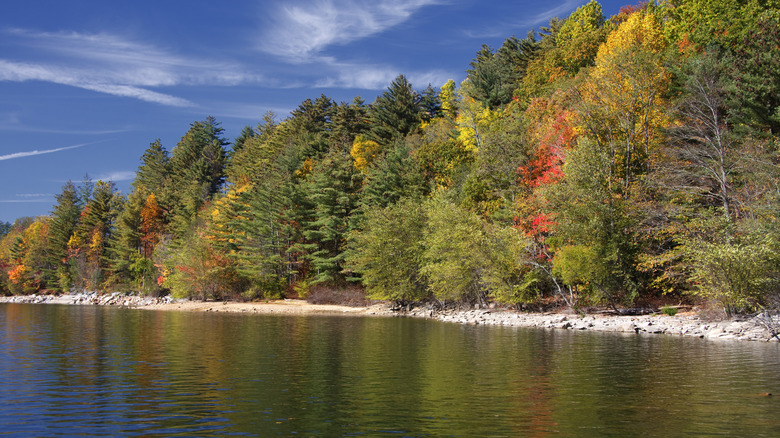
[409, 306, 780, 343]
[2, 292, 778, 343]
[0, 291, 176, 307]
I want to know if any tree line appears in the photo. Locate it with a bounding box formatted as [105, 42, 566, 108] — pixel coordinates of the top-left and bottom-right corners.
[2, 0, 779, 315]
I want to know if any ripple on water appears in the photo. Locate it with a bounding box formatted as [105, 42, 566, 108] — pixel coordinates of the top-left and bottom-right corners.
[1, 303, 779, 437]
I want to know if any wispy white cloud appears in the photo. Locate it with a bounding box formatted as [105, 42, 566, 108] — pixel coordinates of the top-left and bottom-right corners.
[15, 193, 52, 198]
[0, 112, 132, 135]
[521, 0, 582, 26]
[312, 56, 453, 90]
[314, 63, 399, 89]
[407, 70, 454, 88]
[0, 29, 262, 106]
[0, 142, 92, 161]
[464, 0, 581, 38]
[94, 171, 136, 182]
[256, 1, 454, 91]
[0, 60, 193, 106]
[315, 64, 453, 90]
[261, 0, 443, 60]
[80, 83, 192, 107]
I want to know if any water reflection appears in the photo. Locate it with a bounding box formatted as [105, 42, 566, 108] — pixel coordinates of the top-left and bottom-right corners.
[1, 303, 779, 436]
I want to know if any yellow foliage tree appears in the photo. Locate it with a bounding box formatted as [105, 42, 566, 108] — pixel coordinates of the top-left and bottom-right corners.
[350, 135, 382, 173]
[575, 10, 672, 187]
[6, 218, 51, 294]
[456, 80, 499, 153]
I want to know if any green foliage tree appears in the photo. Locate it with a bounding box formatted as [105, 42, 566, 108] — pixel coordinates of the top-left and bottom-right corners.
[421, 197, 532, 306]
[346, 198, 428, 303]
[231, 125, 256, 158]
[683, 226, 780, 316]
[162, 219, 242, 300]
[663, 0, 780, 51]
[421, 197, 492, 306]
[460, 101, 529, 220]
[331, 97, 369, 144]
[107, 187, 164, 295]
[546, 138, 642, 308]
[287, 94, 335, 138]
[555, 0, 607, 74]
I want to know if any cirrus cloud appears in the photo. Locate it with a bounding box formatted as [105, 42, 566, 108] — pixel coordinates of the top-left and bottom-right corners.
[0, 29, 261, 106]
[261, 0, 444, 60]
[0, 142, 93, 161]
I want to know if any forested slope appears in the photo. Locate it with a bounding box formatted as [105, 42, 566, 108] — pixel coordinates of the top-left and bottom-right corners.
[2, 1, 779, 315]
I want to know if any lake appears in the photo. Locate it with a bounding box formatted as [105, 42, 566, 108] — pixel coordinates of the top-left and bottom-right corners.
[1, 303, 779, 436]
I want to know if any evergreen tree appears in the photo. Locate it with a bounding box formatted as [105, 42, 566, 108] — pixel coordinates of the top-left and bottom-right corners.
[134, 140, 171, 195]
[729, 10, 780, 136]
[226, 112, 280, 183]
[69, 181, 123, 290]
[46, 181, 82, 291]
[231, 125, 256, 157]
[360, 141, 428, 209]
[466, 33, 538, 109]
[0, 222, 10, 239]
[107, 186, 145, 291]
[168, 117, 229, 234]
[303, 147, 363, 284]
[419, 84, 443, 122]
[331, 97, 369, 144]
[368, 75, 422, 144]
[288, 95, 335, 136]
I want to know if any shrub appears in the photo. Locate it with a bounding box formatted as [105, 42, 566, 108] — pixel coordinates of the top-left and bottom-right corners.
[660, 305, 678, 316]
[687, 237, 780, 316]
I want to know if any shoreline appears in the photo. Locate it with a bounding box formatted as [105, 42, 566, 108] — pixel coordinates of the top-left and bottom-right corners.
[2, 292, 778, 343]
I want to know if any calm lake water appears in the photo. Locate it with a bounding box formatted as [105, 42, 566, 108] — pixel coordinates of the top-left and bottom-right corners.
[1, 303, 779, 437]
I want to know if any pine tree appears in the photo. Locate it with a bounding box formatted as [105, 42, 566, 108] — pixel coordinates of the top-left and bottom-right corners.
[70, 181, 122, 290]
[46, 181, 82, 291]
[360, 142, 427, 209]
[368, 75, 422, 144]
[134, 140, 170, 195]
[302, 147, 363, 284]
[107, 186, 145, 290]
[419, 84, 443, 123]
[168, 117, 229, 234]
[0, 222, 10, 239]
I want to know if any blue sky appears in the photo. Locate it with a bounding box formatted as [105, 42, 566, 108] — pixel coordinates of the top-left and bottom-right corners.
[0, 0, 629, 223]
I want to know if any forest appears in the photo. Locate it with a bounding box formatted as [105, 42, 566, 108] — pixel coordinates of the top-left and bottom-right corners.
[1, 0, 779, 316]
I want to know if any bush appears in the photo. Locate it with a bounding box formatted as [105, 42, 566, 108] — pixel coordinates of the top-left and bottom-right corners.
[687, 237, 780, 316]
[660, 305, 678, 316]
